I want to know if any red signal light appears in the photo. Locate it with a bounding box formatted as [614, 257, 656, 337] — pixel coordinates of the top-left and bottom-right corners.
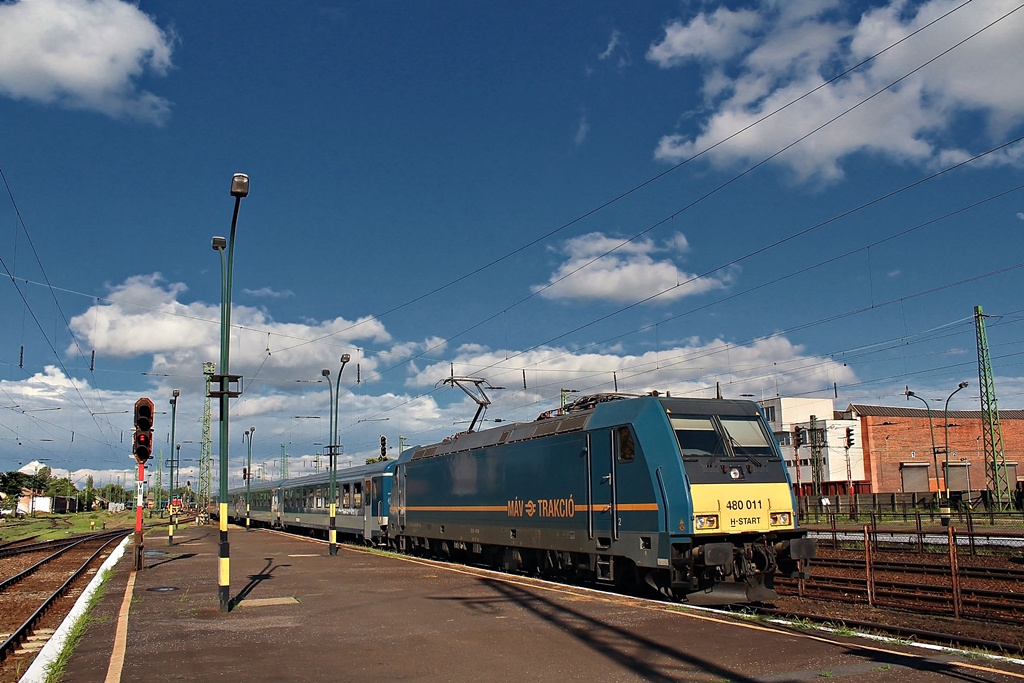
[133, 397, 155, 462]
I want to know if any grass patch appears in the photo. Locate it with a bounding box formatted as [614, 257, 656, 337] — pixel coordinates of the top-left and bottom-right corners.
[43, 568, 112, 683]
[0, 510, 137, 543]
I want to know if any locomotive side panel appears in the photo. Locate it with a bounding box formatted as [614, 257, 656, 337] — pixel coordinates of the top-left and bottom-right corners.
[402, 432, 592, 554]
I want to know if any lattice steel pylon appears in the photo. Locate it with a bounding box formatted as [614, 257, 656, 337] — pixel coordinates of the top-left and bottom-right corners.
[809, 414, 824, 498]
[975, 306, 1011, 508]
[199, 361, 215, 510]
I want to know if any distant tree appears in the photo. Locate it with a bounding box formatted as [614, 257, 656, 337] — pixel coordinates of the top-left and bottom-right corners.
[28, 466, 51, 492]
[1, 471, 30, 515]
[46, 477, 77, 497]
[1, 471, 30, 496]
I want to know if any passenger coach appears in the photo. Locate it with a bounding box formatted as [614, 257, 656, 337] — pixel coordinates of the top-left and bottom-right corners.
[225, 459, 395, 543]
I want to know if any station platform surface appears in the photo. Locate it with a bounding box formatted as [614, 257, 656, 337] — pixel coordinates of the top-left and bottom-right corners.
[57, 523, 1024, 682]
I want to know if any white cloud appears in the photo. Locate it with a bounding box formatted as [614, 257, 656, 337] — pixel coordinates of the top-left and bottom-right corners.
[647, 7, 762, 66]
[0, 0, 174, 123]
[599, 30, 621, 60]
[406, 335, 857, 406]
[66, 274, 391, 388]
[647, 0, 1024, 182]
[597, 28, 630, 69]
[242, 287, 294, 299]
[574, 111, 589, 147]
[531, 231, 732, 304]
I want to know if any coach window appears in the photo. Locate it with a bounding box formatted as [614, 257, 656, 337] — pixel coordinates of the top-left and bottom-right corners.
[342, 483, 351, 508]
[617, 426, 635, 463]
[354, 481, 363, 508]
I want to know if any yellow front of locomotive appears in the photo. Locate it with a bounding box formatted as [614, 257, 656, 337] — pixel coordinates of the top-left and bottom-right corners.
[665, 403, 812, 603]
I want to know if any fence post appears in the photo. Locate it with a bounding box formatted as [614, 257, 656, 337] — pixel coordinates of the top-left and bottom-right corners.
[830, 510, 838, 550]
[864, 525, 875, 608]
[949, 526, 961, 619]
[967, 509, 976, 556]
[921, 511, 929, 557]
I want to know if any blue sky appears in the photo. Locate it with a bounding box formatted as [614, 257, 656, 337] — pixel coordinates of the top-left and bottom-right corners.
[1, 0, 1023, 487]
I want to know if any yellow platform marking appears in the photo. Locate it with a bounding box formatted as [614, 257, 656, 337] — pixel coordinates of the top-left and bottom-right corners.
[235, 597, 299, 608]
[104, 568, 137, 683]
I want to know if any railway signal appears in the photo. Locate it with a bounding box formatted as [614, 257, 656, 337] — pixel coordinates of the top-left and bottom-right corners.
[132, 396, 154, 571]
[792, 427, 802, 449]
[133, 397, 155, 462]
[845, 427, 855, 449]
[380, 435, 387, 459]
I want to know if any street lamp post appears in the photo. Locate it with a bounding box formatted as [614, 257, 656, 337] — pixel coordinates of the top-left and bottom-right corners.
[168, 389, 180, 545]
[211, 172, 249, 612]
[244, 427, 255, 531]
[323, 353, 351, 556]
[905, 388, 940, 505]
[168, 390, 179, 514]
[943, 381, 969, 517]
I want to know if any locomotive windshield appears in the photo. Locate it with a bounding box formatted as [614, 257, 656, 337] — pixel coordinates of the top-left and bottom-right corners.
[671, 414, 782, 481]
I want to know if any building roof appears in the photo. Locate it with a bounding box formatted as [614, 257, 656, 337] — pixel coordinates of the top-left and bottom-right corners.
[846, 404, 1024, 420]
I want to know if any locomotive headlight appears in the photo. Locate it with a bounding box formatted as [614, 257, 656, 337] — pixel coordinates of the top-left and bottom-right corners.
[694, 514, 719, 530]
[770, 512, 791, 526]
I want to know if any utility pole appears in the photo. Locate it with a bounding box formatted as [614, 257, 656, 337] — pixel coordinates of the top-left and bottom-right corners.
[809, 414, 824, 499]
[975, 305, 1010, 508]
[199, 362, 214, 514]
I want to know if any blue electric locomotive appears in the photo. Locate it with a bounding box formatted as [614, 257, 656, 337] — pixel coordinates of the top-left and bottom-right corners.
[391, 393, 814, 604]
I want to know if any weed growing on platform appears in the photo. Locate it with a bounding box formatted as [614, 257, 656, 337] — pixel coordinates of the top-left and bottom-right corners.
[44, 569, 111, 683]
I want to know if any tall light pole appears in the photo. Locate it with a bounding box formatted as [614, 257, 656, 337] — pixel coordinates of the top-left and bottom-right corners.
[168, 389, 180, 516]
[943, 381, 969, 520]
[905, 388, 939, 503]
[211, 172, 249, 612]
[244, 426, 255, 531]
[323, 353, 351, 556]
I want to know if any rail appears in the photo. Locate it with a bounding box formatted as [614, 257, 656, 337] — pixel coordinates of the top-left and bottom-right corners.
[0, 533, 126, 661]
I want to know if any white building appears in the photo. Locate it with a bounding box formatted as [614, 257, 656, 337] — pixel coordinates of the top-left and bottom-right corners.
[759, 397, 865, 495]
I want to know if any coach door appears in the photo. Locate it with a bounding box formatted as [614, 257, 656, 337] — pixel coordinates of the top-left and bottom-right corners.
[394, 464, 406, 530]
[587, 430, 618, 548]
[362, 478, 374, 537]
[271, 488, 281, 528]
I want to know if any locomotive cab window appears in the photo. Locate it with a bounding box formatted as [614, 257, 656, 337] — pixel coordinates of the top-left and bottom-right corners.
[719, 417, 776, 464]
[671, 417, 725, 459]
[616, 426, 635, 463]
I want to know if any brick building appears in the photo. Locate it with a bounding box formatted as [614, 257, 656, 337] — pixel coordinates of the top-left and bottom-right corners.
[840, 404, 1024, 497]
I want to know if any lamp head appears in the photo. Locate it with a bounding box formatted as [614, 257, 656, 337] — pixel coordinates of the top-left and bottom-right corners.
[172, 389, 180, 398]
[959, 381, 969, 389]
[230, 173, 250, 198]
[321, 369, 330, 377]
[212, 236, 227, 251]
[341, 353, 351, 364]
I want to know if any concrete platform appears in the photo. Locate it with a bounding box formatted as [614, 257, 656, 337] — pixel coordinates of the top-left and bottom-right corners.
[54, 524, 1024, 682]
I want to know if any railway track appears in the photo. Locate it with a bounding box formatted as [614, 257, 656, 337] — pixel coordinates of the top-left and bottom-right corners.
[777, 573, 1024, 621]
[0, 530, 126, 680]
[813, 555, 1024, 581]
